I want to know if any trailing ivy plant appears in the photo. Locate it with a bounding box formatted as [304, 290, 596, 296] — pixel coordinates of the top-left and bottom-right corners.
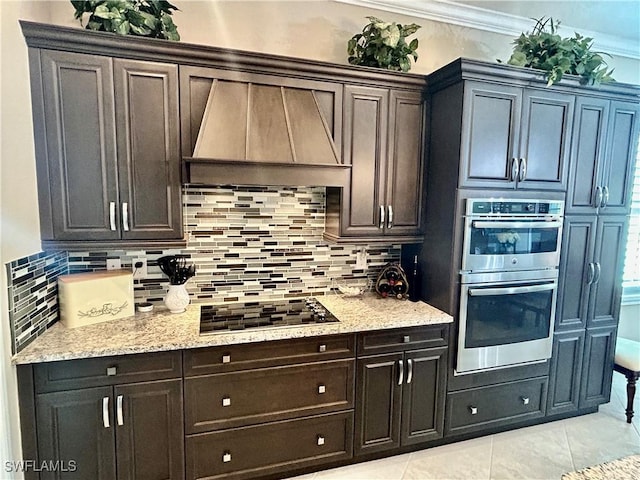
[504, 17, 614, 86]
[70, 0, 180, 41]
[347, 16, 421, 72]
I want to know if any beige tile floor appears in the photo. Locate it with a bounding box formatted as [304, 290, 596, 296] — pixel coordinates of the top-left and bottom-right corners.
[288, 373, 640, 479]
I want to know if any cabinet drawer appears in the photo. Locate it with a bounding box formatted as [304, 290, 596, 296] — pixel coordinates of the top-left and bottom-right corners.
[357, 325, 448, 355]
[445, 377, 547, 436]
[184, 334, 355, 376]
[185, 359, 354, 433]
[34, 351, 182, 393]
[186, 411, 353, 480]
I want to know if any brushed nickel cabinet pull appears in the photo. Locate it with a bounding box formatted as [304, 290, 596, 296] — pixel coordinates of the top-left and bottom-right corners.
[117, 395, 124, 426]
[518, 158, 527, 182]
[102, 397, 111, 428]
[593, 262, 602, 285]
[109, 202, 116, 231]
[222, 354, 231, 364]
[222, 397, 231, 407]
[521, 396, 530, 405]
[595, 186, 603, 208]
[318, 385, 326, 394]
[398, 359, 404, 385]
[387, 205, 394, 229]
[106, 366, 117, 376]
[222, 452, 231, 463]
[602, 186, 609, 208]
[587, 262, 595, 285]
[122, 202, 129, 231]
[469, 406, 478, 415]
[511, 158, 519, 181]
[318, 344, 327, 353]
[317, 435, 325, 446]
[379, 205, 385, 229]
[403, 335, 411, 343]
[406, 359, 413, 384]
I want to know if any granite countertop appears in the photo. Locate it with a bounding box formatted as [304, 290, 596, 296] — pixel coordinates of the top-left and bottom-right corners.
[11, 294, 453, 364]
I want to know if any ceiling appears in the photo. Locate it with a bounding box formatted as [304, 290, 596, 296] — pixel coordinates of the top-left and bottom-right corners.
[455, 0, 640, 43]
[337, 0, 640, 59]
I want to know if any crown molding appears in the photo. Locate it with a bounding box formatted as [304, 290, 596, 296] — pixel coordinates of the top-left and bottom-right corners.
[336, 0, 640, 60]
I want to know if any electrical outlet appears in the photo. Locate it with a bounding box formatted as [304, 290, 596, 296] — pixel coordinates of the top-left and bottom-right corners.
[355, 248, 367, 270]
[106, 259, 121, 270]
[133, 258, 147, 279]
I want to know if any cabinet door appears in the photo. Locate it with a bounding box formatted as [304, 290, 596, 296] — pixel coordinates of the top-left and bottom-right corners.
[599, 101, 640, 214]
[341, 85, 389, 236]
[401, 347, 446, 446]
[566, 97, 609, 214]
[517, 89, 574, 190]
[115, 380, 184, 480]
[588, 215, 627, 328]
[547, 330, 584, 416]
[354, 353, 402, 455]
[114, 60, 182, 240]
[385, 90, 425, 236]
[36, 387, 116, 480]
[39, 50, 119, 241]
[556, 216, 597, 331]
[459, 81, 521, 189]
[580, 325, 617, 408]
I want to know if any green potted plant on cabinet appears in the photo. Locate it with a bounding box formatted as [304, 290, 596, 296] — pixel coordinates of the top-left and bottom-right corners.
[70, 0, 180, 40]
[347, 16, 421, 72]
[504, 17, 614, 86]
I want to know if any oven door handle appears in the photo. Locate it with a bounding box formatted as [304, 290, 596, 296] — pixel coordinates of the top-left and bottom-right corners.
[471, 220, 562, 230]
[468, 283, 556, 297]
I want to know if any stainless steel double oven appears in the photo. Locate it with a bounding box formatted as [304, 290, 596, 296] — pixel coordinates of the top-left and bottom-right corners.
[456, 198, 564, 374]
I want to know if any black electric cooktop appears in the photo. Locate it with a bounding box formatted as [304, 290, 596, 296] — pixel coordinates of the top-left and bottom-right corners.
[199, 297, 338, 334]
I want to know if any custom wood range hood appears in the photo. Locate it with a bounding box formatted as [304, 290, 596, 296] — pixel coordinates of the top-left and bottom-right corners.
[183, 72, 351, 187]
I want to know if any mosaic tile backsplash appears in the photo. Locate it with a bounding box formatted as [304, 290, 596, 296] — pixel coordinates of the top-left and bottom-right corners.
[6, 186, 402, 353]
[69, 186, 401, 304]
[6, 251, 68, 354]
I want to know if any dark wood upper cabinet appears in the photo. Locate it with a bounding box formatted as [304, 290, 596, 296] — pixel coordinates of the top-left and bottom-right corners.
[460, 81, 573, 190]
[567, 98, 639, 214]
[114, 60, 182, 241]
[28, 49, 184, 250]
[324, 86, 426, 243]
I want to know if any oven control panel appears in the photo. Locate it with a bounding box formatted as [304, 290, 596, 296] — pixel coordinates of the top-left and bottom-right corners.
[467, 199, 564, 216]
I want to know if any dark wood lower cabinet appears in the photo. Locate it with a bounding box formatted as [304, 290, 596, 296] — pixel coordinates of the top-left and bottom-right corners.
[34, 379, 183, 480]
[355, 346, 447, 456]
[185, 412, 353, 480]
[580, 325, 617, 408]
[547, 330, 585, 416]
[36, 387, 116, 480]
[445, 377, 548, 436]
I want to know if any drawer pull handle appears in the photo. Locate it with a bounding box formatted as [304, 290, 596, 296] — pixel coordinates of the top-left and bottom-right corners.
[106, 366, 117, 376]
[317, 435, 325, 446]
[521, 396, 530, 405]
[403, 335, 411, 343]
[102, 397, 111, 428]
[469, 406, 478, 415]
[222, 452, 232, 463]
[116, 395, 124, 426]
[318, 385, 326, 394]
[222, 354, 231, 364]
[222, 397, 231, 407]
[318, 344, 327, 353]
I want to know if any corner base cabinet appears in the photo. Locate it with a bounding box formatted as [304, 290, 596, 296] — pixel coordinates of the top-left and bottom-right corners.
[21, 351, 184, 480]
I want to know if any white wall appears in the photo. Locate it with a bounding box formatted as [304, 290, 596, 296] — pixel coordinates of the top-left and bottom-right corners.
[1, 0, 639, 473]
